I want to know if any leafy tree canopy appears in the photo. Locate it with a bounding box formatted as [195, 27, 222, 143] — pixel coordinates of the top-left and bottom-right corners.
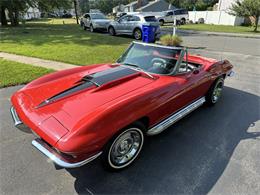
[229, 0, 260, 31]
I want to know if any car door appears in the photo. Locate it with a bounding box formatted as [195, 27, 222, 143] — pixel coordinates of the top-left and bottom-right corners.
[126, 15, 140, 34]
[116, 15, 129, 33]
[173, 50, 211, 106]
[165, 11, 173, 22]
[173, 10, 181, 21]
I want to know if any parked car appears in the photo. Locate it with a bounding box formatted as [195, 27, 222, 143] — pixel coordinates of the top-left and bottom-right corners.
[157, 9, 189, 25]
[61, 13, 72, 18]
[108, 13, 160, 40]
[81, 13, 111, 32]
[11, 42, 234, 170]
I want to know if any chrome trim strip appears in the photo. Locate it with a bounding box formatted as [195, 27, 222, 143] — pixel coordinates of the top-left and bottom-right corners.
[147, 97, 206, 135]
[227, 70, 235, 77]
[10, 106, 23, 126]
[32, 139, 102, 168]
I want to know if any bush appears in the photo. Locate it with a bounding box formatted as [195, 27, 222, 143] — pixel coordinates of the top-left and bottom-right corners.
[160, 34, 183, 46]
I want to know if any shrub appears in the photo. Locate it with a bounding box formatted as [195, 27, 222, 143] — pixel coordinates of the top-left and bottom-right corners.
[160, 34, 183, 46]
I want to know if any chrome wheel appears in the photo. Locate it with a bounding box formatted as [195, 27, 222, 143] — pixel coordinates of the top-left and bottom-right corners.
[212, 81, 223, 103]
[109, 27, 115, 36]
[90, 25, 94, 32]
[134, 29, 142, 40]
[108, 128, 144, 169]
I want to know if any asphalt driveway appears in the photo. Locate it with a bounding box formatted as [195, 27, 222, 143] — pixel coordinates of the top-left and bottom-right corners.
[0, 35, 259, 194]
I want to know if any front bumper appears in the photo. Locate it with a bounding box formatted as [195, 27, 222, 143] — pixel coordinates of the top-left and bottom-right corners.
[10, 106, 102, 168]
[32, 138, 102, 168]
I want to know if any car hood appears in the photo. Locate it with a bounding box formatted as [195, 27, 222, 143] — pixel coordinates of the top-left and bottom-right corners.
[22, 64, 155, 130]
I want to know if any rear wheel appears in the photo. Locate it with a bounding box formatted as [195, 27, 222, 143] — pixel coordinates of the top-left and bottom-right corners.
[159, 19, 164, 26]
[133, 28, 142, 40]
[108, 26, 116, 36]
[181, 18, 186, 25]
[102, 122, 145, 170]
[206, 77, 224, 106]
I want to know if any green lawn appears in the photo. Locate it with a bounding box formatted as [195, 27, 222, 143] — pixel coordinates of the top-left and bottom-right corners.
[163, 24, 259, 34]
[0, 58, 54, 88]
[0, 19, 131, 65]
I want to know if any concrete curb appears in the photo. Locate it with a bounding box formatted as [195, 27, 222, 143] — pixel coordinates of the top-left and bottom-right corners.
[161, 28, 260, 39]
[0, 52, 78, 70]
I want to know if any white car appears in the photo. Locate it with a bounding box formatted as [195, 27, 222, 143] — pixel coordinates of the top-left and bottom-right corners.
[157, 9, 189, 25]
[81, 13, 111, 32]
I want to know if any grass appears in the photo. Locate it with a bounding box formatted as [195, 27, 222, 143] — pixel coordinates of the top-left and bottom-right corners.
[0, 58, 54, 88]
[0, 18, 131, 65]
[163, 24, 259, 34]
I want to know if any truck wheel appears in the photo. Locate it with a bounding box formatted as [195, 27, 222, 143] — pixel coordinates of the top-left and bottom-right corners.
[159, 19, 164, 26]
[206, 77, 224, 106]
[102, 122, 145, 171]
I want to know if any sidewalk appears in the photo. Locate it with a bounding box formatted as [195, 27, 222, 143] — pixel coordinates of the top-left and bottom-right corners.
[161, 28, 260, 39]
[0, 52, 77, 70]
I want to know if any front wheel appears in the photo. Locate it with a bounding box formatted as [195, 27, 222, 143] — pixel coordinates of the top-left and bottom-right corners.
[90, 24, 94, 32]
[108, 26, 116, 36]
[206, 77, 224, 106]
[102, 123, 145, 170]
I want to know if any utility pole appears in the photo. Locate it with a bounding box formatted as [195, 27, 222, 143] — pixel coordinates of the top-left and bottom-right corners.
[74, 0, 79, 24]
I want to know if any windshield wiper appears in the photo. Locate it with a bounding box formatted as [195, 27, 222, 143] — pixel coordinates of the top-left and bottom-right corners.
[123, 63, 140, 68]
[122, 63, 155, 80]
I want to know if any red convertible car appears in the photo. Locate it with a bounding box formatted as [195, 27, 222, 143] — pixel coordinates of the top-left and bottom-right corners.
[11, 42, 234, 170]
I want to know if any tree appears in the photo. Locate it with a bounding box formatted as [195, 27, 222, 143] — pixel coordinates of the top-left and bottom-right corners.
[230, 0, 260, 32]
[0, 0, 73, 26]
[78, 0, 90, 14]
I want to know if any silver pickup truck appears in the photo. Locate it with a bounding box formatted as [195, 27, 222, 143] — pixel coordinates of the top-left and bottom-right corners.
[157, 9, 189, 25]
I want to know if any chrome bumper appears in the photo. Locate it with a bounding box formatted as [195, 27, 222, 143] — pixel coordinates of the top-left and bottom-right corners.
[11, 107, 102, 168]
[32, 139, 102, 168]
[10, 106, 30, 132]
[227, 70, 235, 77]
[10, 106, 22, 126]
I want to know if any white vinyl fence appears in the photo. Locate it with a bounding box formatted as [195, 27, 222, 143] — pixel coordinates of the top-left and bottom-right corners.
[188, 11, 244, 26]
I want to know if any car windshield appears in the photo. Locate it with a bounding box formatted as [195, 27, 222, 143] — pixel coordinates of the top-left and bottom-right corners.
[91, 13, 107, 19]
[117, 43, 182, 75]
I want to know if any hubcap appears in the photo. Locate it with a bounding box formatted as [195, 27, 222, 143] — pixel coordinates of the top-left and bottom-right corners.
[212, 82, 223, 103]
[134, 30, 142, 40]
[109, 28, 114, 35]
[109, 128, 143, 168]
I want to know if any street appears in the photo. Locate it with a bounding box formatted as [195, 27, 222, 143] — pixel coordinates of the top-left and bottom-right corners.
[0, 33, 260, 194]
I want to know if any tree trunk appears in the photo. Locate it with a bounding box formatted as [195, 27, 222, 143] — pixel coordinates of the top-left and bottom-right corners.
[0, 6, 8, 26]
[254, 15, 259, 32]
[13, 8, 19, 26]
[74, 0, 79, 24]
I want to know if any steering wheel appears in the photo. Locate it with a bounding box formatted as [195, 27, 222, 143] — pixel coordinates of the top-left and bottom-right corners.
[151, 58, 167, 69]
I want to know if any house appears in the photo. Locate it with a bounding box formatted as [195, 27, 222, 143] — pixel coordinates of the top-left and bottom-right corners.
[136, 0, 174, 12]
[217, 0, 236, 11]
[123, 0, 149, 12]
[23, 7, 41, 20]
[113, 0, 172, 14]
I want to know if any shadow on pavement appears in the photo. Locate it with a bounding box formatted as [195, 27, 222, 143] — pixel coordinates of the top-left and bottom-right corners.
[67, 86, 259, 194]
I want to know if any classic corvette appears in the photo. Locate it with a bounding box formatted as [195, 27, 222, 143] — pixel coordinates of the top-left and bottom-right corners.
[11, 42, 234, 170]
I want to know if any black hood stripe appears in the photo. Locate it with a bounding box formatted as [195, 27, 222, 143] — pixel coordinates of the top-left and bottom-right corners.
[37, 66, 137, 107]
[84, 66, 137, 86]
